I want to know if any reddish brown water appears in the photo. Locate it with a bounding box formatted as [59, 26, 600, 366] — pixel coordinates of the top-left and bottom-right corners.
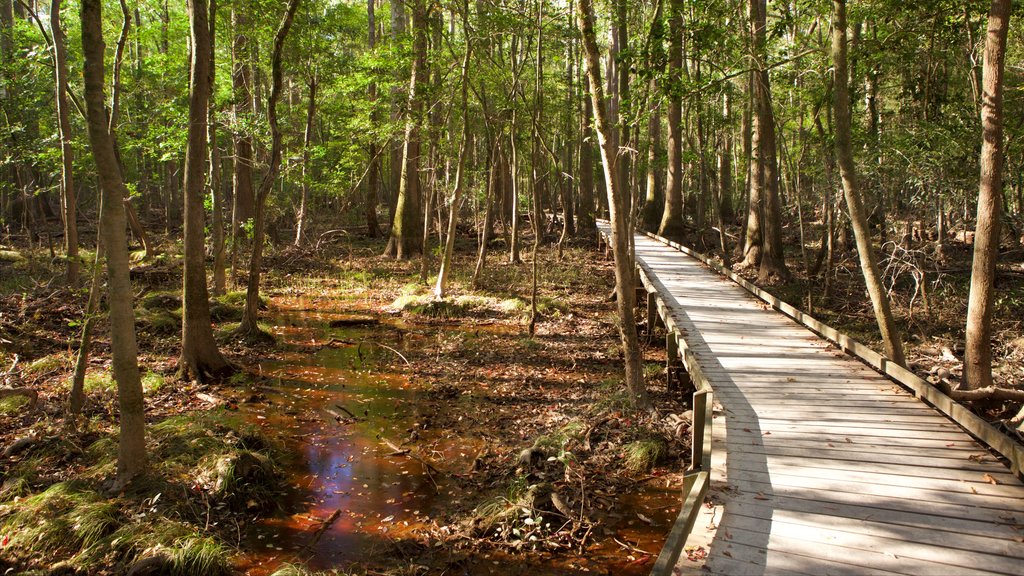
[235, 299, 681, 575]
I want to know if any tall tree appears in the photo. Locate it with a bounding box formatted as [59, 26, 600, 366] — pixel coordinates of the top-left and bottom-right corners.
[51, 0, 78, 287]
[237, 0, 302, 337]
[577, 0, 648, 409]
[832, 0, 905, 367]
[385, 0, 426, 260]
[365, 0, 381, 237]
[80, 0, 146, 487]
[180, 0, 232, 381]
[658, 0, 683, 240]
[230, 7, 255, 277]
[750, 0, 787, 282]
[209, 0, 227, 295]
[964, 0, 1010, 390]
[434, 4, 472, 301]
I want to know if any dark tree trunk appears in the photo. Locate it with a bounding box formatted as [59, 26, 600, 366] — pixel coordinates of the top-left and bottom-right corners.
[180, 0, 232, 381]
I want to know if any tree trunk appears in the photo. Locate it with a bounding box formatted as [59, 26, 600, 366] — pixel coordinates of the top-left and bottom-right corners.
[751, 0, 787, 282]
[294, 78, 316, 246]
[209, 0, 226, 295]
[435, 24, 472, 300]
[577, 75, 596, 236]
[238, 0, 301, 337]
[80, 0, 146, 487]
[965, 0, 1010, 390]
[231, 8, 255, 278]
[385, 0, 424, 260]
[365, 0, 380, 237]
[577, 0, 648, 409]
[180, 0, 232, 381]
[658, 0, 683, 241]
[389, 0, 407, 222]
[51, 0, 79, 287]
[832, 0, 905, 368]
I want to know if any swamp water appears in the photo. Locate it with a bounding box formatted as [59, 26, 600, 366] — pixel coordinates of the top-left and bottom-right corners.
[234, 299, 681, 575]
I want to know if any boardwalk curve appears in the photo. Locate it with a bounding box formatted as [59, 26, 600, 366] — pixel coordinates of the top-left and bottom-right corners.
[596, 223, 1024, 576]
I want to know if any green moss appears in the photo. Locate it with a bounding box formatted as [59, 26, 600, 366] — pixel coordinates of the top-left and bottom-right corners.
[533, 420, 587, 454]
[139, 291, 182, 311]
[142, 371, 166, 394]
[0, 394, 29, 415]
[84, 370, 116, 392]
[0, 249, 26, 263]
[24, 353, 67, 375]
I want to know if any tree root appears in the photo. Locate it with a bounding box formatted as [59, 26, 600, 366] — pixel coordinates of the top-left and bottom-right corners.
[948, 386, 1024, 403]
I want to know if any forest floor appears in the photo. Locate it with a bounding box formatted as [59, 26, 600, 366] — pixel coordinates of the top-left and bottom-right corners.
[2, 217, 1023, 575]
[0, 229, 692, 576]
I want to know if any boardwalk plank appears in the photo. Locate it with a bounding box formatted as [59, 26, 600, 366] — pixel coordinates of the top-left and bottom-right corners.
[597, 224, 1024, 576]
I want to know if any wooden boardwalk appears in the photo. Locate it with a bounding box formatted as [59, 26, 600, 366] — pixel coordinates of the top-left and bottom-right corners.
[597, 224, 1024, 576]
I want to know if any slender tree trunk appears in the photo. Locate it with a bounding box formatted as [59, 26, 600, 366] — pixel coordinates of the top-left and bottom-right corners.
[577, 75, 596, 235]
[434, 31, 472, 300]
[365, 0, 381, 237]
[81, 0, 146, 487]
[529, 0, 544, 335]
[209, 0, 226, 295]
[51, 0, 79, 287]
[832, 0, 905, 367]
[294, 78, 316, 246]
[69, 233, 104, 418]
[472, 141, 499, 288]
[578, 0, 648, 409]
[238, 0, 301, 337]
[231, 8, 254, 278]
[181, 0, 232, 381]
[965, 0, 1010, 390]
[389, 0, 407, 222]
[509, 111, 522, 263]
[658, 0, 683, 240]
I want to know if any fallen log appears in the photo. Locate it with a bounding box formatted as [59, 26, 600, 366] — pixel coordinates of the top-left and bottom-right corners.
[0, 387, 38, 410]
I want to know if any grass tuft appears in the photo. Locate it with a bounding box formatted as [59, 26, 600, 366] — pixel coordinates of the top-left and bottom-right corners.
[622, 438, 668, 473]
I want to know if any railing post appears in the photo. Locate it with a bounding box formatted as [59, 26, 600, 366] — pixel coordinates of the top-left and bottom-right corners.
[646, 291, 659, 333]
[690, 389, 713, 473]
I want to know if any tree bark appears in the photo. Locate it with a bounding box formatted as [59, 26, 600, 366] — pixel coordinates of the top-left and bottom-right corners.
[180, 0, 232, 381]
[294, 77, 316, 246]
[237, 0, 301, 337]
[658, 0, 683, 241]
[51, 0, 79, 287]
[832, 0, 905, 368]
[80, 0, 146, 486]
[751, 0, 787, 282]
[209, 0, 226, 295]
[964, 0, 1010, 390]
[385, 0, 425, 260]
[365, 0, 381, 237]
[577, 0, 648, 409]
[231, 7, 255, 278]
[434, 24, 471, 301]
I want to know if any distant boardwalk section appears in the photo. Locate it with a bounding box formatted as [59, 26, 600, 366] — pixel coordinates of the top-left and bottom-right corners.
[595, 222, 1024, 576]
